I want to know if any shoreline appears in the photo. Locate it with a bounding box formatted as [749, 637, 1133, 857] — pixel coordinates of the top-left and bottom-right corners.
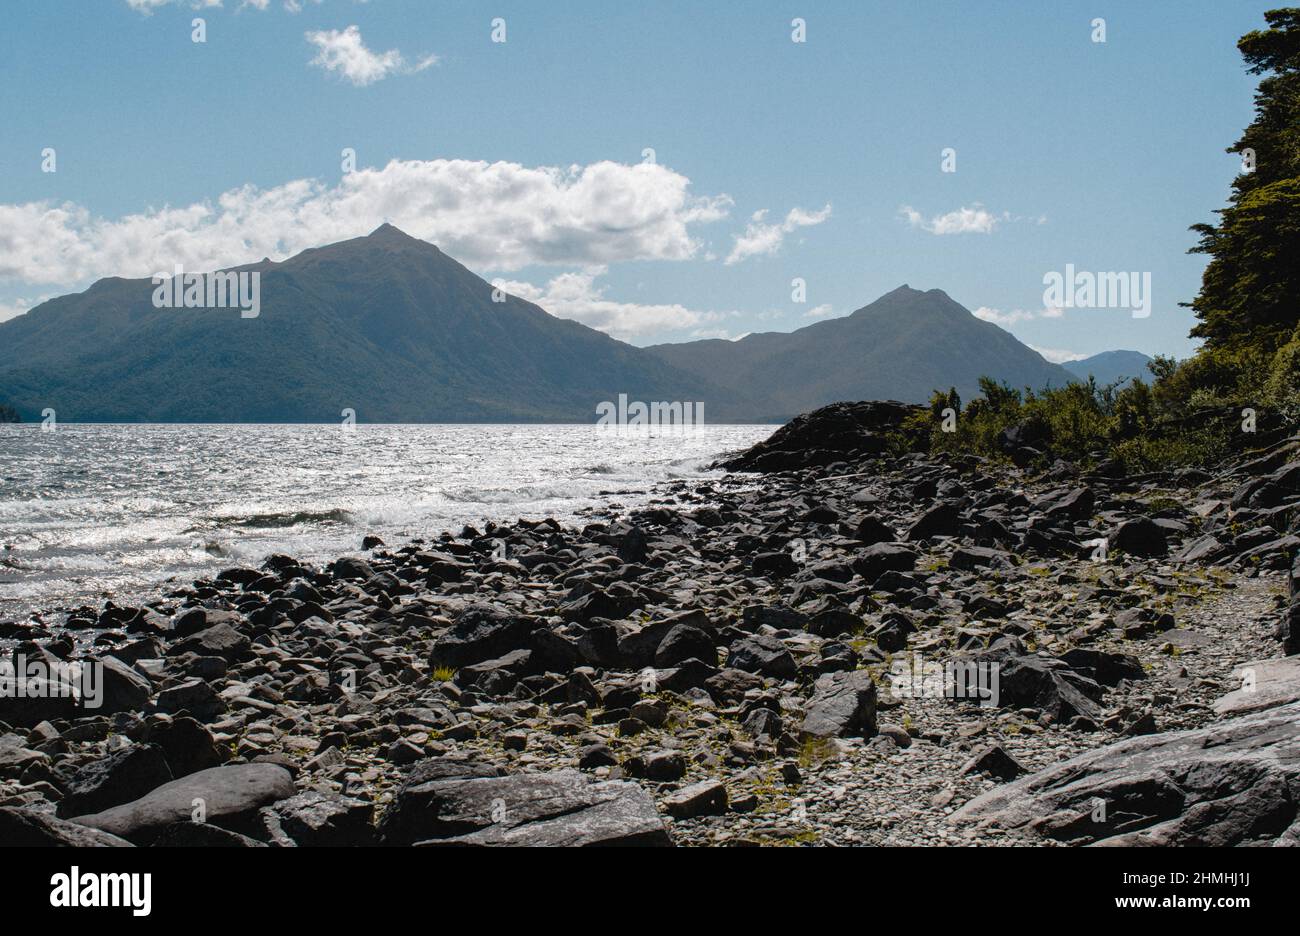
[2, 411, 1298, 846]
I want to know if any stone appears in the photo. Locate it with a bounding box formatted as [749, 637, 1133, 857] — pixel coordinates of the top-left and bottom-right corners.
[430, 604, 534, 668]
[56, 743, 173, 818]
[800, 669, 877, 738]
[70, 763, 296, 845]
[0, 806, 134, 847]
[260, 791, 376, 846]
[1108, 518, 1169, 558]
[653, 623, 718, 668]
[726, 635, 797, 679]
[959, 743, 1025, 781]
[952, 701, 1300, 846]
[852, 543, 918, 584]
[662, 779, 728, 819]
[378, 764, 670, 846]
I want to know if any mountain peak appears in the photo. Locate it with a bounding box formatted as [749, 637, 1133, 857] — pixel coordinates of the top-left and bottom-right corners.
[368, 222, 418, 241]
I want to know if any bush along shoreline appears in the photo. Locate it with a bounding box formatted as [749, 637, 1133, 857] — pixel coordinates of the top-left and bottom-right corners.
[1, 401, 1297, 846]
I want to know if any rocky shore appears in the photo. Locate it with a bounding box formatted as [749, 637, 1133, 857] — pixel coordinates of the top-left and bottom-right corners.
[2, 402, 1298, 847]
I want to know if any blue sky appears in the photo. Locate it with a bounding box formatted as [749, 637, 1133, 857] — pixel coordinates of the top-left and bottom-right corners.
[0, 0, 1275, 361]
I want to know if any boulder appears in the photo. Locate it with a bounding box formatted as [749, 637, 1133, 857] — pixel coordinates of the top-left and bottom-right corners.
[429, 604, 534, 668]
[56, 743, 173, 818]
[377, 763, 670, 846]
[800, 669, 877, 738]
[952, 701, 1300, 846]
[69, 763, 296, 845]
[0, 806, 134, 847]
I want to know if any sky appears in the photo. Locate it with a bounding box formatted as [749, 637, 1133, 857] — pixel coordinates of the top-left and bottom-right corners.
[0, 0, 1277, 361]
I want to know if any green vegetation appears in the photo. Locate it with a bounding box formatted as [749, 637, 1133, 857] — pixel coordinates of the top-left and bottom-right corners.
[909, 9, 1300, 471]
[0, 403, 19, 423]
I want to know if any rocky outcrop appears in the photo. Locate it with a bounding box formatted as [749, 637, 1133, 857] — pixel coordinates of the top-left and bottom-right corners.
[717, 400, 924, 472]
[951, 700, 1300, 846]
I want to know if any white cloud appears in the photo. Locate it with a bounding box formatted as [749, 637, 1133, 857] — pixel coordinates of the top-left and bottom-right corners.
[0, 159, 731, 288]
[803, 303, 834, 318]
[973, 305, 1065, 325]
[900, 203, 1006, 235]
[725, 203, 831, 265]
[126, 0, 222, 11]
[1029, 344, 1087, 364]
[0, 296, 48, 324]
[493, 269, 733, 341]
[306, 26, 435, 86]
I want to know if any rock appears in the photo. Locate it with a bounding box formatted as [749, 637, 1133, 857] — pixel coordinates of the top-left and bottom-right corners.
[260, 791, 376, 846]
[95, 655, 153, 714]
[429, 604, 534, 668]
[1108, 518, 1169, 558]
[148, 716, 222, 777]
[726, 635, 797, 679]
[653, 623, 718, 668]
[852, 543, 918, 584]
[0, 806, 134, 847]
[378, 764, 670, 846]
[800, 669, 877, 738]
[155, 678, 226, 721]
[69, 763, 296, 845]
[169, 622, 251, 663]
[717, 400, 924, 472]
[853, 515, 895, 545]
[952, 701, 1300, 846]
[1213, 656, 1300, 717]
[152, 822, 267, 847]
[642, 750, 687, 782]
[959, 743, 1025, 782]
[1038, 486, 1094, 522]
[751, 551, 798, 578]
[329, 556, 375, 580]
[56, 743, 174, 818]
[997, 655, 1104, 722]
[948, 545, 1012, 572]
[662, 779, 728, 819]
[905, 502, 961, 541]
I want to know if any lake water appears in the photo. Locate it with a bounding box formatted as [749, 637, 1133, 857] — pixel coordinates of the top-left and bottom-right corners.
[0, 423, 773, 620]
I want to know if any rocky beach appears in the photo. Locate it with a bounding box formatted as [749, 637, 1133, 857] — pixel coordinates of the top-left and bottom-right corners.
[2, 401, 1298, 847]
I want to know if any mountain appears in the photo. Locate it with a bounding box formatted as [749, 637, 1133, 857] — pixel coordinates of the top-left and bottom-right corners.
[646, 286, 1077, 418]
[1063, 350, 1153, 387]
[0, 225, 762, 423]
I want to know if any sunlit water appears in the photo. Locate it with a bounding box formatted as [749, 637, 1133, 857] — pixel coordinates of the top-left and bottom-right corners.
[0, 424, 773, 620]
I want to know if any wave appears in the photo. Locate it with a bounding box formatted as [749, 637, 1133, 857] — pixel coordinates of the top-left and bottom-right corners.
[219, 508, 355, 529]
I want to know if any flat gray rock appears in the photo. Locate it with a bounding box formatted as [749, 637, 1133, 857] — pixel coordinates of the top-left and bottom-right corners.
[951, 700, 1300, 846]
[70, 763, 296, 845]
[0, 806, 135, 847]
[380, 764, 671, 846]
[1213, 656, 1300, 717]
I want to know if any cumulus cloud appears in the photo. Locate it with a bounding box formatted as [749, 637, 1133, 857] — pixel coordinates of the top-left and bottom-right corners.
[0, 296, 48, 324]
[0, 159, 731, 288]
[306, 26, 435, 86]
[803, 303, 834, 318]
[973, 305, 1064, 325]
[900, 204, 1006, 235]
[1029, 345, 1087, 364]
[126, 0, 223, 11]
[725, 203, 831, 265]
[492, 269, 732, 341]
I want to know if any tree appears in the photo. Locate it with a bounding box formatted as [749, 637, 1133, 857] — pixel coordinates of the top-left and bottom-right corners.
[1187, 9, 1300, 358]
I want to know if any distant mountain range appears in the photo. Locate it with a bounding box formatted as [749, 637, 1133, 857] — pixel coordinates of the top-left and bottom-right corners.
[0, 226, 1122, 422]
[1062, 350, 1154, 387]
[646, 285, 1075, 414]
